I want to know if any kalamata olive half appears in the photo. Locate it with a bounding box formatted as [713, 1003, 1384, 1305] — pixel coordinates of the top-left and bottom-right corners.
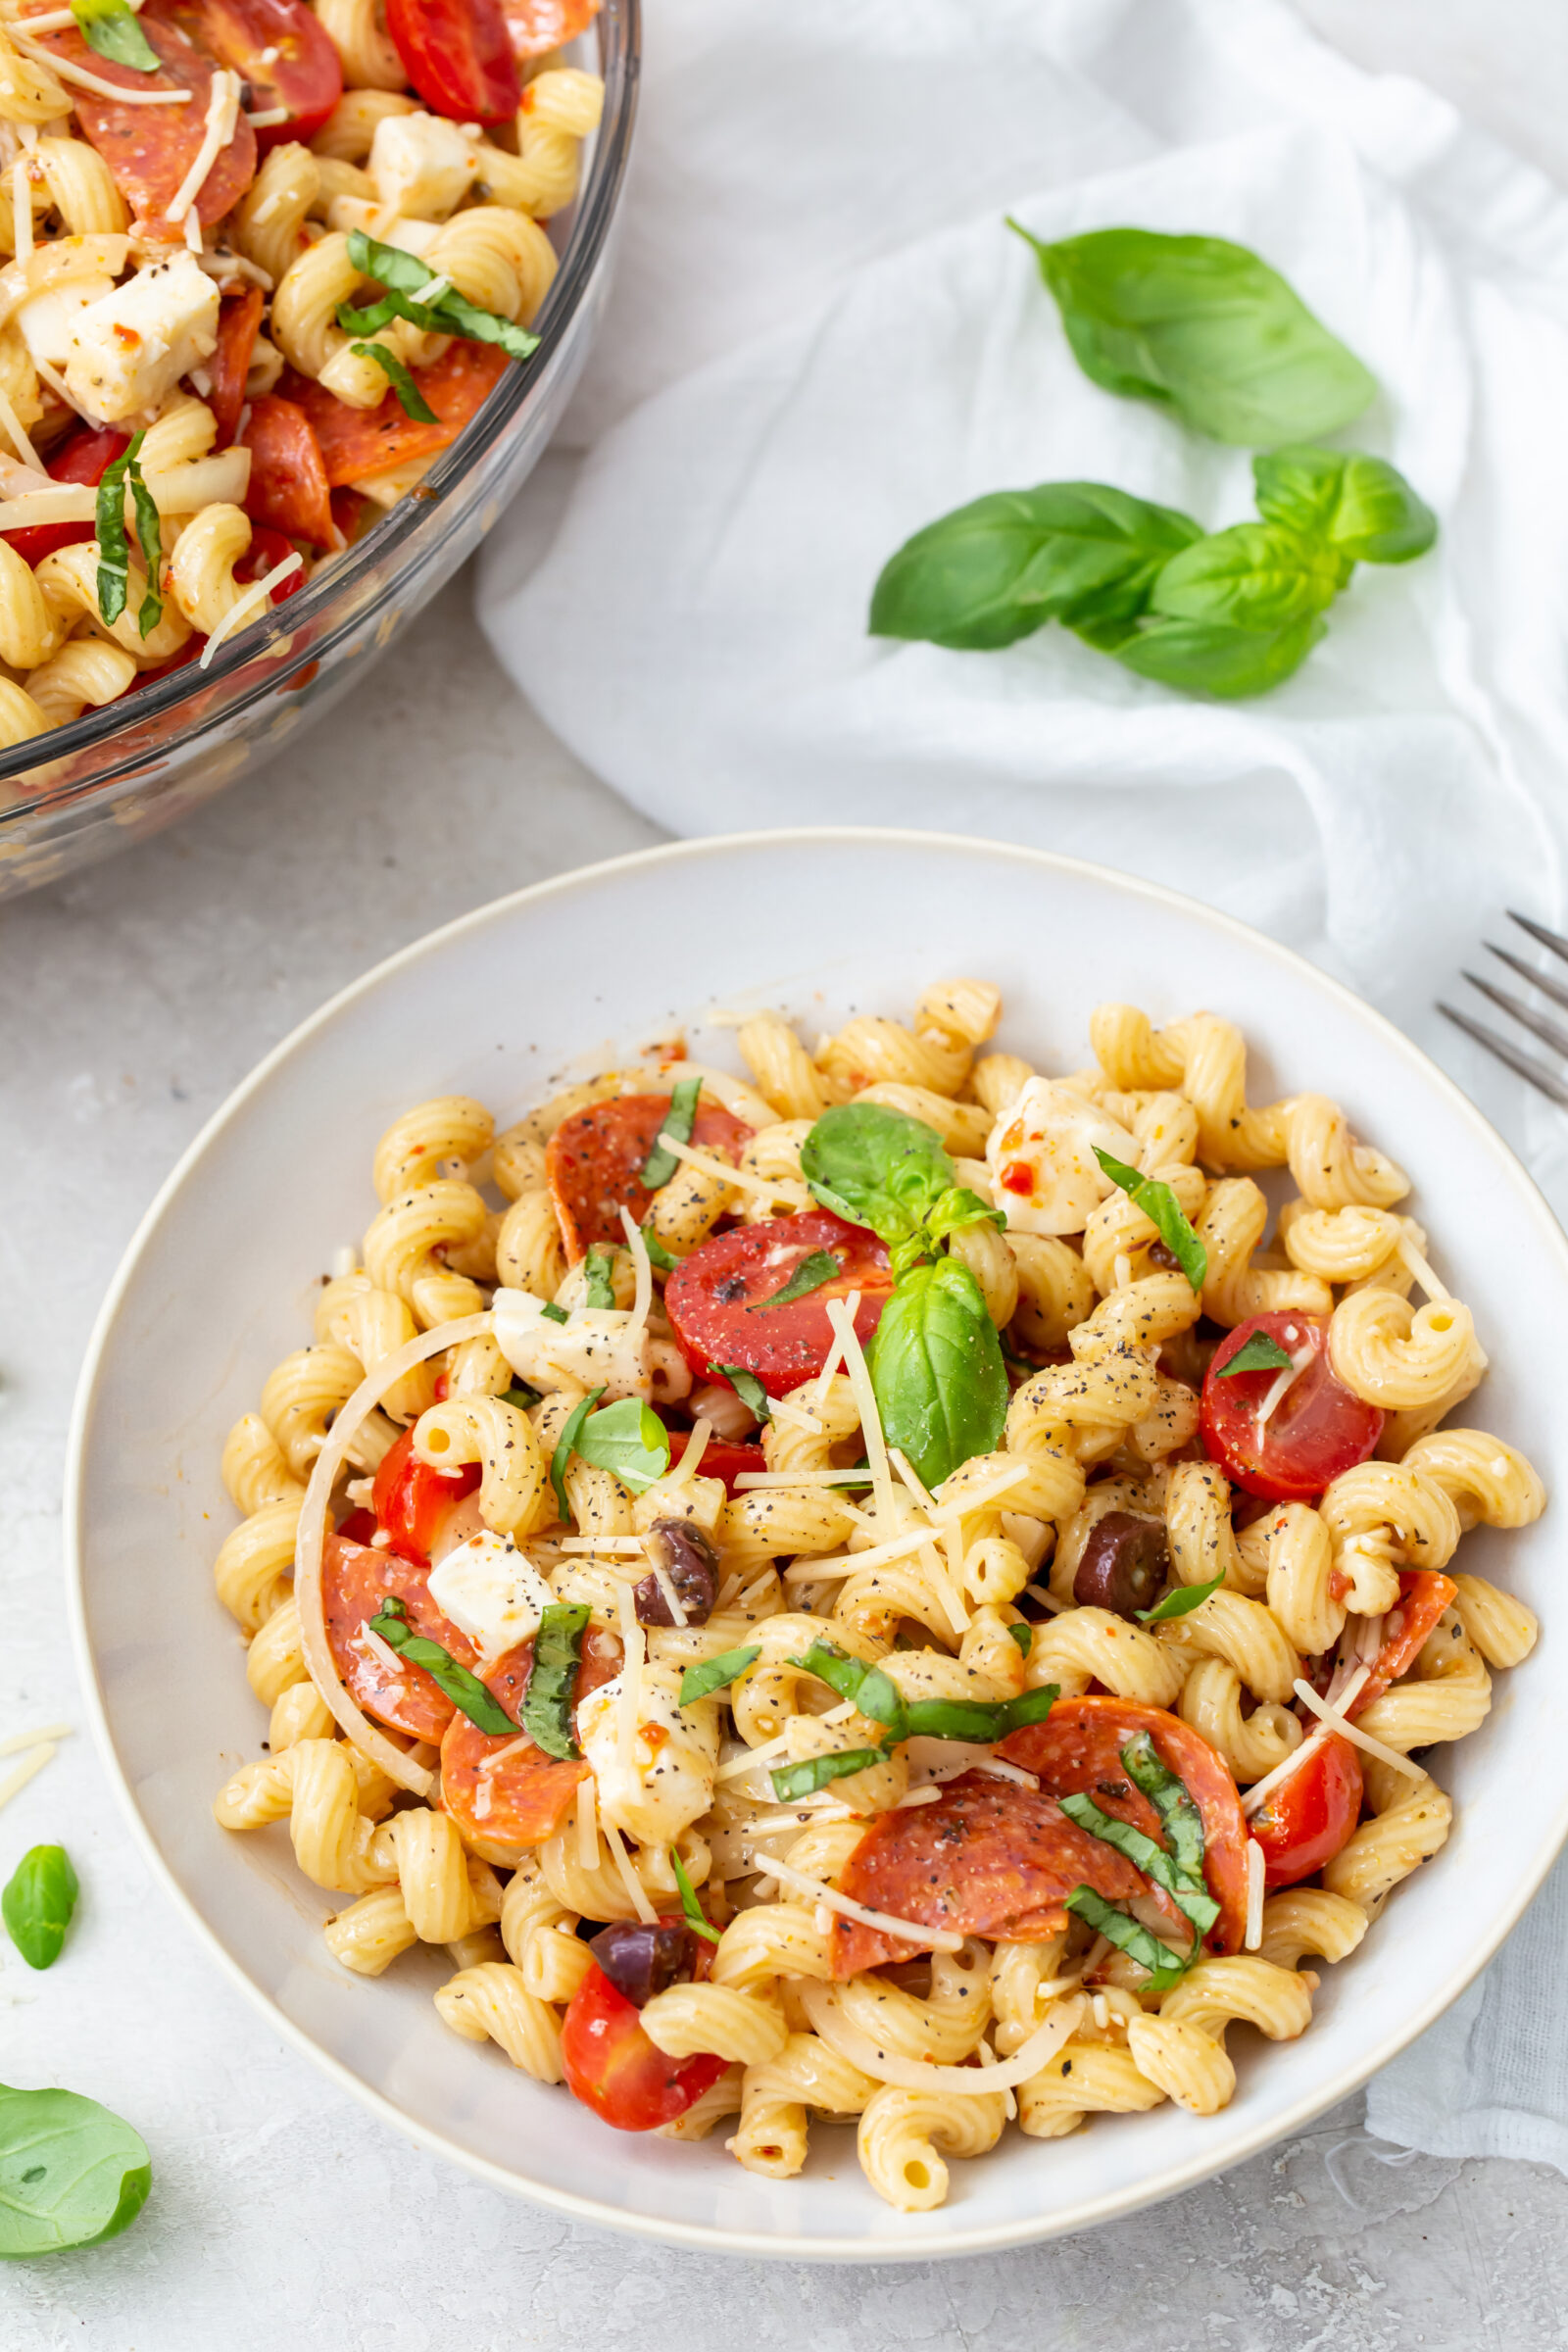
[587, 1919, 698, 2007]
[1073, 1511, 1170, 1619]
[634, 1516, 719, 1627]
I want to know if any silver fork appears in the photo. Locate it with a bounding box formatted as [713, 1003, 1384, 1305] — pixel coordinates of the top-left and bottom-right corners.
[1439, 911, 1568, 1107]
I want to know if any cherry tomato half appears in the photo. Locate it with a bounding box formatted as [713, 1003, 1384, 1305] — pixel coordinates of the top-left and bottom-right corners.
[3, 426, 128, 568]
[665, 1430, 766, 1494]
[370, 1425, 480, 1565]
[46, 17, 256, 236]
[561, 1960, 726, 2132]
[384, 0, 519, 126]
[1200, 1311, 1383, 1501]
[153, 0, 342, 149]
[1250, 1734, 1363, 1889]
[663, 1209, 894, 1400]
[234, 522, 307, 598]
[1351, 1570, 1458, 1716]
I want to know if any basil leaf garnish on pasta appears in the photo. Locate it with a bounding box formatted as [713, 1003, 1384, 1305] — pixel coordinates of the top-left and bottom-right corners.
[640, 1076, 702, 1189]
[0, 2085, 151, 2257]
[801, 1102, 955, 1247]
[748, 1250, 841, 1312]
[790, 1642, 1058, 1744]
[678, 1644, 760, 1706]
[1119, 1731, 1208, 1891]
[864, 1256, 1008, 1488]
[1007, 1621, 1034, 1658]
[1092, 1148, 1207, 1293]
[342, 231, 540, 365]
[347, 341, 437, 422]
[1, 1845, 77, 1971]
[71, 0, 161, 73]
[1217, 1329, 1294, 1377]
[572, 1397, 670, 1494]
[641, 1220, 678, 1271]
[520, 1601, 591, 1761]
[1136, 1573, 1223, 1623]
[770, 1748, 888, 1801]
[503, 1384, 539, 1410]
[668, 1846, 722, 1946]
[789, 1642, 906, 1736]
[550, 1384, 606, 1518]
[1062, 1886, 1193, 1990]
[709, 1362, 770, 1424]
[540, 1302, 570, 1325]
[95, 430, 161, 638]
[583, 1245, 617, 1310]
[1057, 1791, 1220, 1939]
[367, 1597, 513, 1735]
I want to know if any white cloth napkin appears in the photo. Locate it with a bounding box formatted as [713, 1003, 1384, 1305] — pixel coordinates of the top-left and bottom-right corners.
[479, 0, 1568, 2167]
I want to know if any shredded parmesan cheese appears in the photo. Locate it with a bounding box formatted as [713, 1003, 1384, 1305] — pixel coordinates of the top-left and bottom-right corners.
[617, 1203, 653, 1343]
[599, 1815, 658, 1925]
[477, 1732, 534, 1774]
[166, 68, 242, 225]
[800, 1980, 1086, 2090]
[0, 1742, 58, 1815]
[650, 1561, 688, 1629]
[1292, 1676, 1424, 1780]
[1245, 1838, 1265, 1949]
[809, 1293, 857, 1403]
[732, 1468, 877, 1489]
[769, 1858, 965, 1953]
[199, 550, 302, 665]
[11, 30, 192, 100]
[244, 105, 289, 127]
[1396, 1233, 1451, 1302]
[356, 1623, 406, 1682]
[824, 1295, 896, 1531]
[11, 154, 29, 268]
[574, 1774, 598, 1871]
[652, 1132, 782, 1201]
[1240, 1667, 1372, 1819]
[668, 1416, 711, 1486]
[0, 1724, 72, 1760]
[614, 1582, 644, 1775]
[1023, 1580, 1068, 1615]
[1254, 1346, 1315, 1439]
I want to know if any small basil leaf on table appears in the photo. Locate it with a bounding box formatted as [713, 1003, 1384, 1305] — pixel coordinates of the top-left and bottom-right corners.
[865, 1256, 1008, 1490]
[669, 1846, 722, 1945]
[1137, 1573, 1224, 1624]
[583, 1245, 617, 1310]
[770, 1748, 888, 1801]
[1253, 446, 1437, 564]
[1218, 1330, 1295, 1377]
[1091, 1148, 1207, 1292]
[0, 2084, 151, 2257]
[1062, 1886, 1192, 1990]
[868, 482, 1200, 652]
[709, 1363, 770, 1424]
[521, 1601, 591, 1761]
[367, 1597, 514, 1735]
[1150, 523, 1348, 631]
[572, 1397, 670, 1494]
[679, 1644, 760, 1705]
[801, 1102, 955, 1245]
[748, 1250, 841, 1311]
[641, 1076, 703, 1189]
[1009, 221, 1376, 447]
[1111, 612, 1327, 700]
[1, 1847, 77, 1971]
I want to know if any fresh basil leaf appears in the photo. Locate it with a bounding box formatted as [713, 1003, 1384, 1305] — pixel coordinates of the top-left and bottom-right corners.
[869, 481, 1202, 651]
[1151, 523, 1348, 632]
[125, 458, 162, 640]
[1119, 1731, 1208, 1891]
[343, 229, 540, 366]
[429, 283, 539, 364]
[95, 429, 138, 630]
[1062, 1886, 1191, 1990]
[1007, 1621, 1033, 1659]
[801, 1101, 955, 1246]
[668, 1846, 722, 1945]
[709, 1363, 770, 1424]
[1137, 1573, 1224, 1624]
[367, 1597, 514, 1735]
[922, 1185, 1006, 1248]
[540, 1301, 570, 1325]
[790, 1642, 907, 1737]
[550, 1384, 606, 1517]
[748, 1249, 841, 1312]
[1253, 445, 1437, 564]
[71, 0, 160, 72]
[583, 1245, 617, 1311]
[1111, 612, 1327, 699]
[1, 1847, 77, 1972]
[1217, 1330, 1295, 1377]
[0, 2085, 151, 2257]
[1092, 1147, 1207, 1292]
[769, 1748, 888, 1801]
[641, 1220, 679, 1271]
[521, 1601, 590, 1761]
[348, 340, 437, 422]
[503, 1384, 539, 1410]
[641, 1076, 702, 1189]
[1010, 221, 1376, 447]
[1058, 1791, 1220, 1938]
[574, 1397, 670, 1494]
[346, 228, 433, 299]
[679, 1643, 760, 1705]
[866, 1257, 1008, 1489]
[902, 1681, 1059, 1743]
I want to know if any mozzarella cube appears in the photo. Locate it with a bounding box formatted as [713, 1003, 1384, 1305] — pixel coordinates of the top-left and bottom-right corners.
[985, 1076, 1143, 1237]
[63, 252, 219, 425]
[18, 275, 116, 367]
[425, 1529, 555, 1668]
[369, 111, 476, 220]
[576, 1660, 720, 1847]
[326, 196, 444, 259]
[493, 1287, 649, 1401]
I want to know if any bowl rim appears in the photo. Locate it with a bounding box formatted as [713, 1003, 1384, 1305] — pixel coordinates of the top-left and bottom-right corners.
[0, 0, 641, 811]
[64, 825, 1568, 2261]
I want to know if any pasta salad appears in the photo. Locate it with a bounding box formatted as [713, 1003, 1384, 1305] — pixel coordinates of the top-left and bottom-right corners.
[0, 0, 601, 752]
[212, 983, 1543, 2213]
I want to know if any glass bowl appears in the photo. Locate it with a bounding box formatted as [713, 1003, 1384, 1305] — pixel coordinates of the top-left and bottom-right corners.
[0, 0, 639, 901]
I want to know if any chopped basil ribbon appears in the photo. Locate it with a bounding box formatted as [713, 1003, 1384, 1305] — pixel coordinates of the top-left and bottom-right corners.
[71, 0, 160, 73]
[1137, 1573, 1224, 1624]
[550, 1385, 606, 1518]
[640, 1076, 703, 1189]
[669, 1846, 722, 1946]
[1007, 1621, 1034, 1658]
[1057, 1791, 1219, 1941]
[1062, 1886, 1191, 1991]
[520, 1601, 590, 1761]
[572, 1396, 670, 1494]
[540, 1301, 570, 1325]
[789, 1642, 906, 1736]
[1218, 1329, 1296, 1377]
[710, 1362, 770, 1424]
[770, 1748, 888, 1801]
[1092, 1147, 1207, 1293]
[1120, 1730, 1209, 1892]
[678, 1643, 760, 1706]
[367, 1596, 513, 1736]
[2, 1845, 78, 1971]
[789, 1641, 1059, 1744]
[339, 231, 540, 364]
[748, 1249, 841, 1312]
[503, 1384, 539, 1410]
[348, 340, 437, 421]
[641, 1220, 679, 1271]
[583, 1245, 617, 1311]
[95, 430, 161, 638]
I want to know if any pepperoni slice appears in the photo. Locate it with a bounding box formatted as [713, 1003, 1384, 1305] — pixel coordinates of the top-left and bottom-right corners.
[287, 339, 512, 488]
[545, 1092, 755, 1260]
[662, 1208, 893, 1398]
[321, 1529, 477, 1740]
[43, 19, 258, 237]
[1000, 1695, 1250, 1954]
[504, 0, 599, 61]
[830, 1770, 1149, 1977]
[440, 1625, 622, 1853]
[241, 395, 335, 548]
[1348, 1570, 1457, 1716]
[205, 284, 263, 448]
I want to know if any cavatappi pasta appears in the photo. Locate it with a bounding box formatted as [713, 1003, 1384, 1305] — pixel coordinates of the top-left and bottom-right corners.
[212, 987, 1542, 2212]
[0, 0, 603, 766]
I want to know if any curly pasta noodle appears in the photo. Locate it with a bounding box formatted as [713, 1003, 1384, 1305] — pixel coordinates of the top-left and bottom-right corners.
[1026, 1606, 1185, 1707]
[316, 0, 406, 87]
[495, 1186, 565, 1296]
[23, 636, 135, 723]
[411, 1394, 552, 1536]
[427, 204, 558, 327]
[364, 1177, 488, 1300]
[312, 87, 417, 162]
[1196, 1179, 1332, 1327]
[1164, 1461, 1263, 1597]
[1400, 1430, 1545, 1531]
[1325, 1761, 1451, 1919]
[1127, 1957, 1312, 2115]
[1178, 1657, 1300, 1784]
[1329, 1290, 1479, 1413]
[1256, 1890, 1368, 1972]
[858, 2085, 1006, 2212]
[1154, 1588, 1299, 1705]
[1262, 1501, 1345, 1656]
[736, 1015, 832, 1121]
[729, 2034, 876, 2177]
[1318, 1461, 1461, 1615]
[1017, 2040, 1166, 2138]
[435, 1963, 564, 2082]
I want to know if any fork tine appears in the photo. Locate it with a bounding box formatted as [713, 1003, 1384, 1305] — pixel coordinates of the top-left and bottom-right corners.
[1438, 1003, 1568, 1107]
[1461, 971, 1568, 1059]
[1507, 909, 1568, 965]
[1484, 942, 1568, 1016]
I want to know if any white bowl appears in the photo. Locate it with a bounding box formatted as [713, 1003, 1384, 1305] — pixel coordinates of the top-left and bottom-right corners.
[67, 828, 1568, 2261]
